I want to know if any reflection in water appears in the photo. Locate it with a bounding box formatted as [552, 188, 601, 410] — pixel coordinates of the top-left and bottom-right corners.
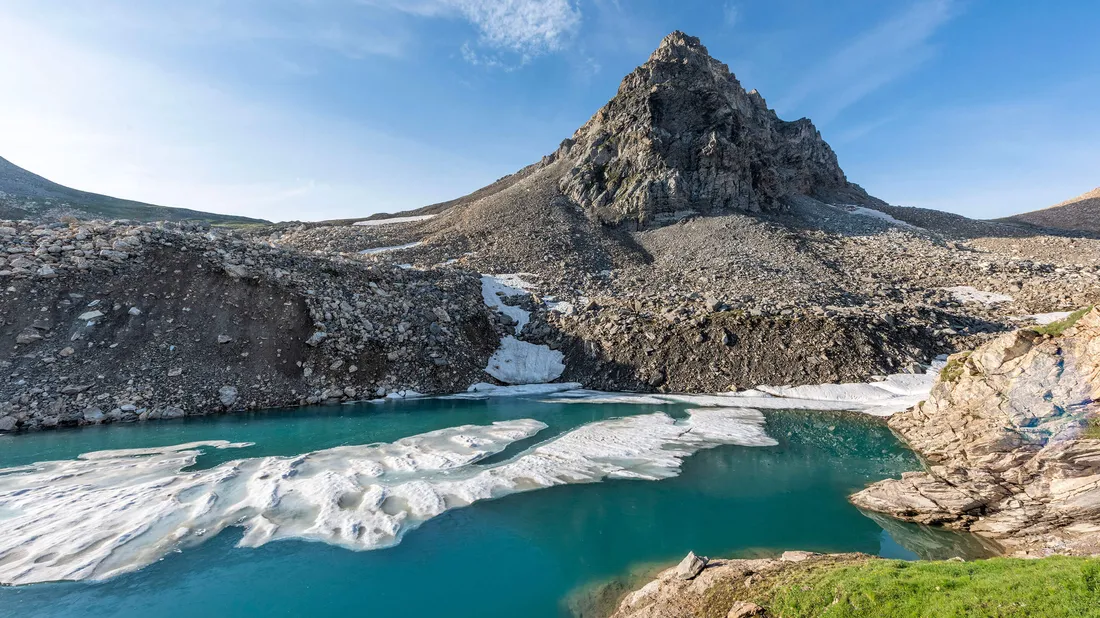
[867, 510, 1003, 560]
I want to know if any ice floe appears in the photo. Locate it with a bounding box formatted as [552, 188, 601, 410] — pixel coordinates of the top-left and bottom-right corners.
[0, 410, 773, 585]
[542, 365, 943, 417]
[352, 215, 437, 227]
[942, 286, 1013, 305]
[439, 382, 582, 400]
[358, 242, 423, 255]
[484, 336, 565, 385]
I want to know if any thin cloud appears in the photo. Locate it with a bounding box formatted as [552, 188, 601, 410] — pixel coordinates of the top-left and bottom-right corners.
[364, 0, 582, 60]
[723, 3, 739, 28]
[777, 0, 956, 123]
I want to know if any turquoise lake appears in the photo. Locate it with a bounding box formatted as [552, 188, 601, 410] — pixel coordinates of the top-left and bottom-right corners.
[0, 396, 995, 617]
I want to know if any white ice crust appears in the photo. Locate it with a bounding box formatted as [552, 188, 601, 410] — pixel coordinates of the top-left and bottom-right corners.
[942, 286, 1013, 305]
[542, 365, 943, 418]
[352, 215, 438, 227]
[441, 382, 583, 399]
[0, 410, 773, 585]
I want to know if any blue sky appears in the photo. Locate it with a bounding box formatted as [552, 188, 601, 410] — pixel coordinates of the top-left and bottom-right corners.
[1, 0, 1097, 222]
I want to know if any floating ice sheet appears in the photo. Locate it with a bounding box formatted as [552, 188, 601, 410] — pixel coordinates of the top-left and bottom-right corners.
[542, 365, 943, 418]
[0, 410, 774, 585]
[440, 382, 583, 400]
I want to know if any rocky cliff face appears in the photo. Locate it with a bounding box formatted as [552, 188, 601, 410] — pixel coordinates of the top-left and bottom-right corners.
[852, 308, 1100, 556]
[550, 31, 871, 226]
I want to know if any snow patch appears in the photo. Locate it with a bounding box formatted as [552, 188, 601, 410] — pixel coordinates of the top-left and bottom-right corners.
[480, 274, 532, 334]
[352, 215, 437, 227]
[835, 205, 921, 230]
[942, 286, 1013, 305]
[1027, 311, 1074, 326]
[0, 409, 774, 585]
[484, 336, 565, 385]
[358, 242, 423, 255]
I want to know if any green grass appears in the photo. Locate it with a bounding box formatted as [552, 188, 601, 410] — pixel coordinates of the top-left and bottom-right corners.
[1085, 416, 1100, 440]
[940, 352, 971, 383]
[1031, 306, 1094, 337]
[737, 557, 1100, 618]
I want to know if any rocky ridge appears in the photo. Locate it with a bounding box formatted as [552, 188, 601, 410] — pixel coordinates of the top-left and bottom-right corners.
[0, 156, 264, 225]
[851, 308, 1100, 556]
[1003, 187, 1100, 235]
[0, 219, 504, 432]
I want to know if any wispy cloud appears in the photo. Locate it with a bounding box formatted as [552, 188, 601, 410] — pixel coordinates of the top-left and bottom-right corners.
[723, 3, 740, 28]
[364, 0, 582, 63]
[777, 0, 957, 122]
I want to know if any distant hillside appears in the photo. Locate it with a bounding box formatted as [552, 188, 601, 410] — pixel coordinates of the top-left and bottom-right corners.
[1001, 187, 1100, 234]
[0, 155, 267, 224]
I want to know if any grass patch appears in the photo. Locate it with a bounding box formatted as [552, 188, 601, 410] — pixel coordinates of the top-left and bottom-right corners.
[1085, 416, 1100, 440]
[744, 557, 1100, 618]
[940, 352, 971, 383]
[1032, 306, 1094, 337]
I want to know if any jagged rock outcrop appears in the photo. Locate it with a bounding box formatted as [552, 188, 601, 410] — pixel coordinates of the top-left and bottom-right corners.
[550, 31, 873, 226]
[851, 308, 1100, 556]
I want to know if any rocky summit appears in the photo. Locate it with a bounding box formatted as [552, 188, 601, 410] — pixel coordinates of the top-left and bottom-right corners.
[550, 31, 873, 226]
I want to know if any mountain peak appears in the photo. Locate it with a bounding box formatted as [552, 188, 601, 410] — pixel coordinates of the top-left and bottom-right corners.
[548, 32, 872, 226]
[654, 30, 709, 55]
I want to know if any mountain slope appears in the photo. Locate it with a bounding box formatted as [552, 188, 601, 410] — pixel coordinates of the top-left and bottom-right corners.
[0, 156, 267, 224]
[1002, 187, 1100, 234]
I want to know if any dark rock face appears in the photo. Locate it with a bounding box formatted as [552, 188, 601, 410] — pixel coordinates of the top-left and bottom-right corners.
[552, 32, 867, 226]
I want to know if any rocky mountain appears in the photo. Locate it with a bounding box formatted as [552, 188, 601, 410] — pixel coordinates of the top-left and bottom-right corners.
[0, 155, 266, 225]
[1003, 187, 1100, 234]
[550, 31, 876, 225]
[852, 308, 1100, 556]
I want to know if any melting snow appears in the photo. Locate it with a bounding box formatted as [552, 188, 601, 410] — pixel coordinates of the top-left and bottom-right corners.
[480, 274, 533, 334]
[484, 336, 565, 385]
[352, 215, 437, 227]
[542, 362, 945, 418]
[835, 205, 921, 230]
[942, 286, 1013, 305]
[358, 242, 423, 255]
[1027, 311, 1074, 325]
